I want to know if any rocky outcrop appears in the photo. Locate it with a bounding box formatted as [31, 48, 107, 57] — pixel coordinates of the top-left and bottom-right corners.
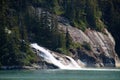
[27, 6, 120, 68]
[58, 21, 120, 67]
[29, 22, 120, 68]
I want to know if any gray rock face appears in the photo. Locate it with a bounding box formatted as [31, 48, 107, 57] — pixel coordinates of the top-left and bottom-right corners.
[27, 6, 120, 68]
[58, 22, 119, 67]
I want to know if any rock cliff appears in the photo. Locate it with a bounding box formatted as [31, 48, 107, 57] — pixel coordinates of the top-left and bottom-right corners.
[1, 0, 120, 69]
[29, 16, 120, 68]
[28, 7, 120, 68]
[58, 20, 120, 67]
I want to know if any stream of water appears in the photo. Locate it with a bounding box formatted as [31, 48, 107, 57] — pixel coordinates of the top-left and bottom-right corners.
[30, 43, 81, 69]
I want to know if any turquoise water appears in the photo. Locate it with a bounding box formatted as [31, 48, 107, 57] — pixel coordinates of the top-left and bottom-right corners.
[0, 69, 120, 80]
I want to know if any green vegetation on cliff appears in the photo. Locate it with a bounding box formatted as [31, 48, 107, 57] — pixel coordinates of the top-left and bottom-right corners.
[0, 0, 120, 66]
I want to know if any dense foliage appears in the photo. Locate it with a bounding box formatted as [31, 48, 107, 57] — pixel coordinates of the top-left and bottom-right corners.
[0, 0, 120, 66]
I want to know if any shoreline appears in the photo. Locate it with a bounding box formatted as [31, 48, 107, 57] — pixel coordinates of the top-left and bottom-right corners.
[0, 66, 119, 70]
[0, 65, 42, 70]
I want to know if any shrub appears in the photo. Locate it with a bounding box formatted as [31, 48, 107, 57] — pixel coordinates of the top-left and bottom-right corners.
[82, 41, 92, 51]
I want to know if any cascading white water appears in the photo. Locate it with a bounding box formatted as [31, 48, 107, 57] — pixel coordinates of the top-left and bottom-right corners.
[30, 43, 66, 69]
[30, 43, 81, 69]
[66, 56, 80, 68]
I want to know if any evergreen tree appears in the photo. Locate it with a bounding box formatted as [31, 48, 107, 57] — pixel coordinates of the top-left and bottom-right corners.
[65, 28, 71, 49]
[0, 0, 120, 66]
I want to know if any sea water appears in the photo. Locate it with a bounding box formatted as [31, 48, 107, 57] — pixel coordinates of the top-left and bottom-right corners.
[0, 68, 120, 80]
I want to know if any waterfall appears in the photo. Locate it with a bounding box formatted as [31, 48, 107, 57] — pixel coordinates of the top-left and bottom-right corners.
[66, 56, 80, 68]
[30, 43, 81, 69]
